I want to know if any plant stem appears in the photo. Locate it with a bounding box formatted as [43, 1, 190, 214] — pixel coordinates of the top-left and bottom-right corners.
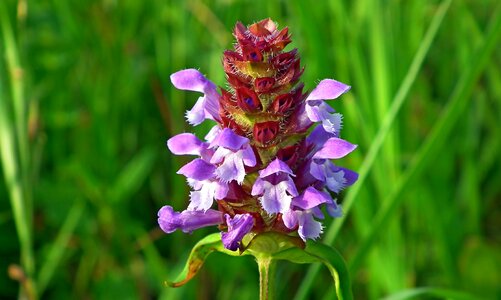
[257, 257, 276, 300]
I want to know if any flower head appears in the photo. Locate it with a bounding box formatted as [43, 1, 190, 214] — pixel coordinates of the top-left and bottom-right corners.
[159, 18, 358, 250]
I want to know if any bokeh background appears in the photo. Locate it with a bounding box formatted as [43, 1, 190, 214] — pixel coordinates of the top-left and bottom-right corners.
[1, 0, 500, 299]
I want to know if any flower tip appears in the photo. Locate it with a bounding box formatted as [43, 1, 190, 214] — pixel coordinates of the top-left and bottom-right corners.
[157, 205, 180, 234]
[170, 69, 206, 91]
[307, 79, 351, 101]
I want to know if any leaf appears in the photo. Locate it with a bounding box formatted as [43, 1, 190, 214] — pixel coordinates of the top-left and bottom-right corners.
[167, 232, 352, 300]
[165, 233, 237, 287]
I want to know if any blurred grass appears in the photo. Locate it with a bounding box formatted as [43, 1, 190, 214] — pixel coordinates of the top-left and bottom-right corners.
[1, 0, 500, 299]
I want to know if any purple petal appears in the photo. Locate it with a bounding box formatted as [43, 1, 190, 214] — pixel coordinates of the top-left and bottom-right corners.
[283, 177, 299, 197]
[221, 214, 254, 251]
[306, 79, 350, 101]
[187, 181, 228, 211]
[313, 137, 357, 159]
[309, 159, 327, 182]
[210, 147, 231, 164]
[177, 158, 215, 181]
[251, 178, 265, 196]
[311, 206, 325, 219]
[259, 181, 293, 214]
[326, 201, 343, 218]
[305, 100, 334, 122]
[291, 103, 313, 132]
[283, 209, 298, 229]
[298, 212, 323, 241]
[305, 101, 343, 134]
[170, 69, 220, 125]
[158, 205, 223, 234]
[171, 69, 216, 93]
[320, 112, 343, 134]
[306, 126, 336, 150]
[258, 158, 294, 178]
[292, 186, 331, 210]
[185, 96, 206, 125]
[214, 181, 229, 200]
[205, 125, 221, 142]
[215, 153, 246, 184]
[167, 133, 206, 155]
[241, 146, 257, 167]
[334, 166, 359, 186]
[210, 128, 249, 150]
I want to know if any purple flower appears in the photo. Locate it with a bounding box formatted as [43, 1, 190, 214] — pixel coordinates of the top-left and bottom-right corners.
[158, 205, 223, 234]
[221, 214, 255, 250]
[305, 79, 350, 134]
[312, 137, 357, 160]
[177, 158, 228, 211]
[171, 69, 221, 126]
[167, 133, 213, 161]
[209, 128, 256, 184]
[251, 159, 299, 214]
[283, 187, 339, 241]
[310, 160, 358, 193]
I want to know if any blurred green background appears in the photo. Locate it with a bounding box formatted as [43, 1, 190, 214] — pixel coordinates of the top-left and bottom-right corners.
[1, 0, 500, 299]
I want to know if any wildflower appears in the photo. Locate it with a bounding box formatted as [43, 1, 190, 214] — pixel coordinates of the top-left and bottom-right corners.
[159, 18, 358, 250]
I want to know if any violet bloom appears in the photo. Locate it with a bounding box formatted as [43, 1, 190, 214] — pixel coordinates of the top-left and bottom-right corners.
[158, 206, 223, 234]
[171, 69, 220, 126]
[209, 128, 256, 184]
[177, 158, 228, 211]
[158, 18, 358, 251]
[221, 214, 254, 251]
[305, 79, 350, 135]
[283, 187, 341, 241]
[251, 159, 298, 215]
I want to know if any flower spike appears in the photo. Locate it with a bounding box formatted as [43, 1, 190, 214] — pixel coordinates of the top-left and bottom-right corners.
[159, 19, 357, 249]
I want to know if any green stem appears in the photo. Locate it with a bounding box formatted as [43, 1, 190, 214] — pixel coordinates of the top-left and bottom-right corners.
[257, 257, 276, 300]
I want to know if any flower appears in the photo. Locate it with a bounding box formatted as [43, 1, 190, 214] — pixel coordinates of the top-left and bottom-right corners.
[251, 158, 298, 214]
[158, 18, 358, 250]
[221, 214, 255, 250]
[209, 128, 256, 184]
[158, 206, 223, 233]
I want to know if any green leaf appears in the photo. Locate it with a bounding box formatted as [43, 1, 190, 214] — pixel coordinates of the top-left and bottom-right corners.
[165, 233, 237, 287]
[166, 232, 352, 300]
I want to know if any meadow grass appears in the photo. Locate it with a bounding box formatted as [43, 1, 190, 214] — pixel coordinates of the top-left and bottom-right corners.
[1, 0, 500, 299]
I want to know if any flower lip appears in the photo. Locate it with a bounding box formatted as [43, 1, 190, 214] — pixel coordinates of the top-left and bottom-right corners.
[177, 158, 216, 181]
[210, 128, 249, 151]
[312, 137, 357, 159]
[170, 69, 221, 125]
[292, 187, 331, 210]
[259, 158, 295, 178]
[167, 133, 206, 155]
[170, 69, 215, 93]
[306, 79, 351, 102]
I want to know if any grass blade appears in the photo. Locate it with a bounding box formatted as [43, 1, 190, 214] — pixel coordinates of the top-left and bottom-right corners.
[294, 1, 452, 298]
[348, 1, 501, 273]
